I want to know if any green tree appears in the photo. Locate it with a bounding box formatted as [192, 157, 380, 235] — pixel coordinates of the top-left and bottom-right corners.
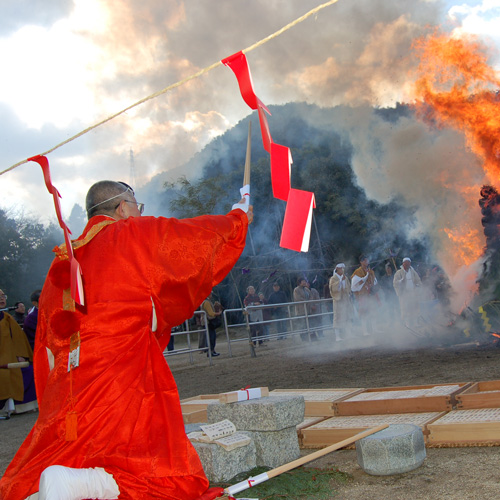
[0, 209, 60, 304]
[164, 175, 231, 218]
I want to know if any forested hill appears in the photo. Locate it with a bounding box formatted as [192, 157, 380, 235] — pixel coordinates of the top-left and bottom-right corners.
[0, 102, 432, 308]
[149, 102, 429, 305]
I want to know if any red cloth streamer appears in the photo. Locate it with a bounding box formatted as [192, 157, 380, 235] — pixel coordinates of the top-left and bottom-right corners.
[270, 143, 292, 201]
[258, 105, 272, 153]
[28, 155, 85, 305]
[222, 51, 270, 114]
[280, 189, 316, 252]
[222, 51, 315, 251]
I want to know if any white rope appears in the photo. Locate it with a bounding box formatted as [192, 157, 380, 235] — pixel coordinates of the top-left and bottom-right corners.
[0, 0, 340, 177]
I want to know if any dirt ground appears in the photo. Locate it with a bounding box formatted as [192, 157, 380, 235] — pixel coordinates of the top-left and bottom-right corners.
[3, 327, 500, 499]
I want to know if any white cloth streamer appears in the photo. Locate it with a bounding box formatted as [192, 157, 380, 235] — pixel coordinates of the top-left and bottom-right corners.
[232, 184, 250, 213]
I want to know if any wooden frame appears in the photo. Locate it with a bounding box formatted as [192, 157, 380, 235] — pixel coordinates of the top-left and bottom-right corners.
[333, 383, 471, 416]
[296, 417, 327, 446]
[456, 380, 500, 409]
[301, 412, 445, 448]
[270, 388, 363, 416]
[427, 408, 500, 446]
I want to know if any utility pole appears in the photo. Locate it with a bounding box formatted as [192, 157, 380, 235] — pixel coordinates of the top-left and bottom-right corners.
[129, 148, 137, 187]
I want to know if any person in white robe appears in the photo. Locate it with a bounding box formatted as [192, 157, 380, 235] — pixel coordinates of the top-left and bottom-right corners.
[393, 257, 422, 329]
[329, 263, 352, 341]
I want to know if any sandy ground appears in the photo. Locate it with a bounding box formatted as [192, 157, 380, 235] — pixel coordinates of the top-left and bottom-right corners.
[3, 327, 500, 498]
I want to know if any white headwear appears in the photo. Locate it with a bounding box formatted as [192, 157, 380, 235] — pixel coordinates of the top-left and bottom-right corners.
[335, 263, 345, 270]
[402, 257, 411, 263]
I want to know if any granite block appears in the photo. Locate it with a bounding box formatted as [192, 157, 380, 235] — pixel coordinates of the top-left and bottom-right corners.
[356, 424, 426, 476]
[206, 395, 305, 431]
[245, 426, 300, 468]
[192, 438, 256, 482]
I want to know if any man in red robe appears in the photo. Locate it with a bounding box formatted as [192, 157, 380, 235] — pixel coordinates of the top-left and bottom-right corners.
[0, 181, 252, 500]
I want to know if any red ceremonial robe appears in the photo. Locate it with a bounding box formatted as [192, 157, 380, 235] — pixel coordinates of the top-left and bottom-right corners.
[0, 210, 248, 500]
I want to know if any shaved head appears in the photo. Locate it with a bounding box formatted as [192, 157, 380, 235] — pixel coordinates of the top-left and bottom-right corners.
[86, 181, 135, 219]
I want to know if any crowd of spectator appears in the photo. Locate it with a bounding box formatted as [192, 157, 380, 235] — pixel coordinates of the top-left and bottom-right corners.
[166, 256, 452, 356]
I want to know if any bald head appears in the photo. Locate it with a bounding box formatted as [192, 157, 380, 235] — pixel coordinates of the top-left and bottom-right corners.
[86, 181, 135, 219]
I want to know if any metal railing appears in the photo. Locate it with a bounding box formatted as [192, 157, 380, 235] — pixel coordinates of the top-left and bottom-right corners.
[163, 310, 218, 366]
[163, 298, 334, 364]
[223, 298, 333, 357]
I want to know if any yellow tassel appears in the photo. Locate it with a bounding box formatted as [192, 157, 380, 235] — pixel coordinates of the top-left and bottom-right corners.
[65, 411, 78, 441]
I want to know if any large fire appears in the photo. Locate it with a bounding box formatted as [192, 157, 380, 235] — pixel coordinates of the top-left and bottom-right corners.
[412, 33, 500, 179]
[411, 32, 500, 285]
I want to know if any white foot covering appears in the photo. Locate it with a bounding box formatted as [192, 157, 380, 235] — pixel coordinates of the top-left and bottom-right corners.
[0, 398, 15, 418]
[38, 465, 120, 500]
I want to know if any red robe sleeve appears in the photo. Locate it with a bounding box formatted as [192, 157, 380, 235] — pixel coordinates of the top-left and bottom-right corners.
[140, 209, 248, 350]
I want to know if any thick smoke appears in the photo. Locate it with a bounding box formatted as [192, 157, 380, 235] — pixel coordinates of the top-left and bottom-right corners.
[1, 0, 465, 221]
[75, 0, 445, 187]
[340, 107, 487, 311]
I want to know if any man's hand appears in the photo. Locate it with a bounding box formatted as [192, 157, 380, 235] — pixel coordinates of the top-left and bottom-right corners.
[247, 204, 254, 224]
[233, 197, 252, 223]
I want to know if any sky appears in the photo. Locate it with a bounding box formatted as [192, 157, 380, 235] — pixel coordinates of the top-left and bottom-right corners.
[1, 0, 500, 226]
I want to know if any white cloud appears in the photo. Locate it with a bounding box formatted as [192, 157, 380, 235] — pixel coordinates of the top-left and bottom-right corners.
[448, 0, 500, 62]
[0, 1, 108, 129]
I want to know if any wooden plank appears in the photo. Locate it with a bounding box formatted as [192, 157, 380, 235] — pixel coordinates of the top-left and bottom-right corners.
[219, 387, 269, 404]
[182, 409, 207, 424]
[181, 399, 220, 411]
[270, 388, 363, 416]
[180, 395, 221, 412]
[301, 412, 443, 448]
[333, 383, 471, 416]
[457, 380, 500, 409]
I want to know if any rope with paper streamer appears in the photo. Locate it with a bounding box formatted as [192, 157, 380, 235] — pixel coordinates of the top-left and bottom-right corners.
[2, 0, 339, 303]
[1, 0, 339, 177]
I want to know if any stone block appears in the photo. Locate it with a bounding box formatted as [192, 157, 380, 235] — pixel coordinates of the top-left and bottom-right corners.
[245, 427, 300, 468]
[206, 395, 305, 431]
[356, 424, 426, 476]
[192, 438, 256, 482]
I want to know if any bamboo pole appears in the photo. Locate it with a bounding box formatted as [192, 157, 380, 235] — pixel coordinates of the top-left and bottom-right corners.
[243, 121, 251, 187]
[386, 249, 398, 272]
[242, 120, 255, 255]
[225, 424, 388, 496]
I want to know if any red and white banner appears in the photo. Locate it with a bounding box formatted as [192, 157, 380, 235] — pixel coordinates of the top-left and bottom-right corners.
[222, 51, 315, 252]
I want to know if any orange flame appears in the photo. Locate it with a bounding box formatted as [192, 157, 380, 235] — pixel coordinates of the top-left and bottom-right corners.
[413, 32, 500, 181]
[411, 32, 500, 274]
[442, 227, 483, 267]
